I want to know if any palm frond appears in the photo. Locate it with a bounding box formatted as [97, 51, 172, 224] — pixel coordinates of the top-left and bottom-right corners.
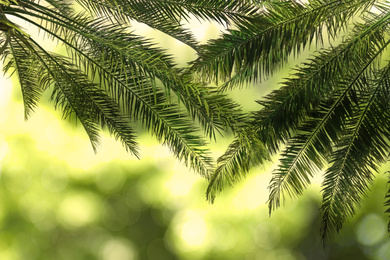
[269, 28, 390, 213]
[6, 2, 219, 176]
[76, 0, 201, 51]
[6, 0, 247, 140]
[76, 0, 262, 26]
[74, 0, 262, 54]
[209, 10, 390, 202]
[206, 127, 270, 202]
[4, 0, 390, 243]
[267, 107, 333, 213]
[191, 0, 375, 86]
[77, 30, 217, 176]
[6, 30, 141, 155]
[320, 64, 390, 241]
[3, 34, 43, 119]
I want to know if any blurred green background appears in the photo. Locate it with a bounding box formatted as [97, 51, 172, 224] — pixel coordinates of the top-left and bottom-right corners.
[1, 17, 390, 260]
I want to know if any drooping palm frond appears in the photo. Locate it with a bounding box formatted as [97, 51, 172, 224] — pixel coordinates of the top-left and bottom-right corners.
[76, 0, 201, 50]
[320, 63, 390, 240]
[37, 2, 243, 138]
[267, 17, 390, 215]
[75, 0, 262, 37]
[70, 0, 254, 138]
[5, 31, 140, 155]
[192, 0, 375, 86]
[4, 35, 42, 119]
[255, 9, 390, 152]
[206, 126, 270, 202]
[1, 0, 249, 177]
[207, 6, 390, 202]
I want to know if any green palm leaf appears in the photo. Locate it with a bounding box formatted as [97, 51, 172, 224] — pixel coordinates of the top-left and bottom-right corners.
[321, 64, 390, 241]
[5, 35, 42, 119]
[5, 0, 390, 242]
[192, 0, 374, 85]
[268, 20, 390, 214]
[208, 10, 390, 203]
[7, 32, 140, 154]
[206, 127, 270, 201]
[2, 0, 225, 176]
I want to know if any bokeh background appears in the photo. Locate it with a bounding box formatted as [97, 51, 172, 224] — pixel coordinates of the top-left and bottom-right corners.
[0, 15, 390, 260]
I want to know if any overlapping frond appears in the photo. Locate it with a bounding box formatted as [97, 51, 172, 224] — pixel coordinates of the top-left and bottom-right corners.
[76, 0, 262, 27]
[320, 63, 390, 240]
[75, 0, 200, 50]
[22, 2, 242, 139]
[4, 34, 42, 119]
[208, 8, 390, 204]
[6, 31, 140, 155]
[192, 0, 375, 86]
[204, 0, 390, 241]
[2, 0, 232, 176]
[70, 29, 216, 175]
[256, 7, 390, 149]
[267, 6, 390, 238]
[75, 0, 262, 52]
[66, 18, 245, 140]
[76, 31, 216, 174]
[267, 15, 390, 213]
[5, 0, 390, 243]
[206, 127, 270, 201]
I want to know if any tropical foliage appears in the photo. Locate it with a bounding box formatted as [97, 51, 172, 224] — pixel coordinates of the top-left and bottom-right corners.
[3, 0, 390, 241]
[200, 0, 390, 242]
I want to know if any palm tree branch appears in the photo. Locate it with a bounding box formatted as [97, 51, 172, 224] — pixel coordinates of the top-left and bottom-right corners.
[208, 10, 390, 203]
[254, 10, 390, 153]
[76, 0, 261, 25]
[9, 33, 103, 151]
[75, 0, 202, 51]
[320, 61, 390, 241]
[14, 30, 141, 155]
[206, 128, 270, 201]
[192, 0, 374, 84]
[6, 33, 42, 119]
[31, 16, 217, 175]
[8, 2, 248, 140]
[267, 17, 390, 214]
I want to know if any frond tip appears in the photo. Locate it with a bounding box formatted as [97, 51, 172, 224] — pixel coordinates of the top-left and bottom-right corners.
[207, 129, 270, 202]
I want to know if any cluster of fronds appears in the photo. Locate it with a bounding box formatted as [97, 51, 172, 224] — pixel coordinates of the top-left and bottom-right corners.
[198, 0, 390, 241]
[5, 0, 390, 242]
[1, 0, 252, 178]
